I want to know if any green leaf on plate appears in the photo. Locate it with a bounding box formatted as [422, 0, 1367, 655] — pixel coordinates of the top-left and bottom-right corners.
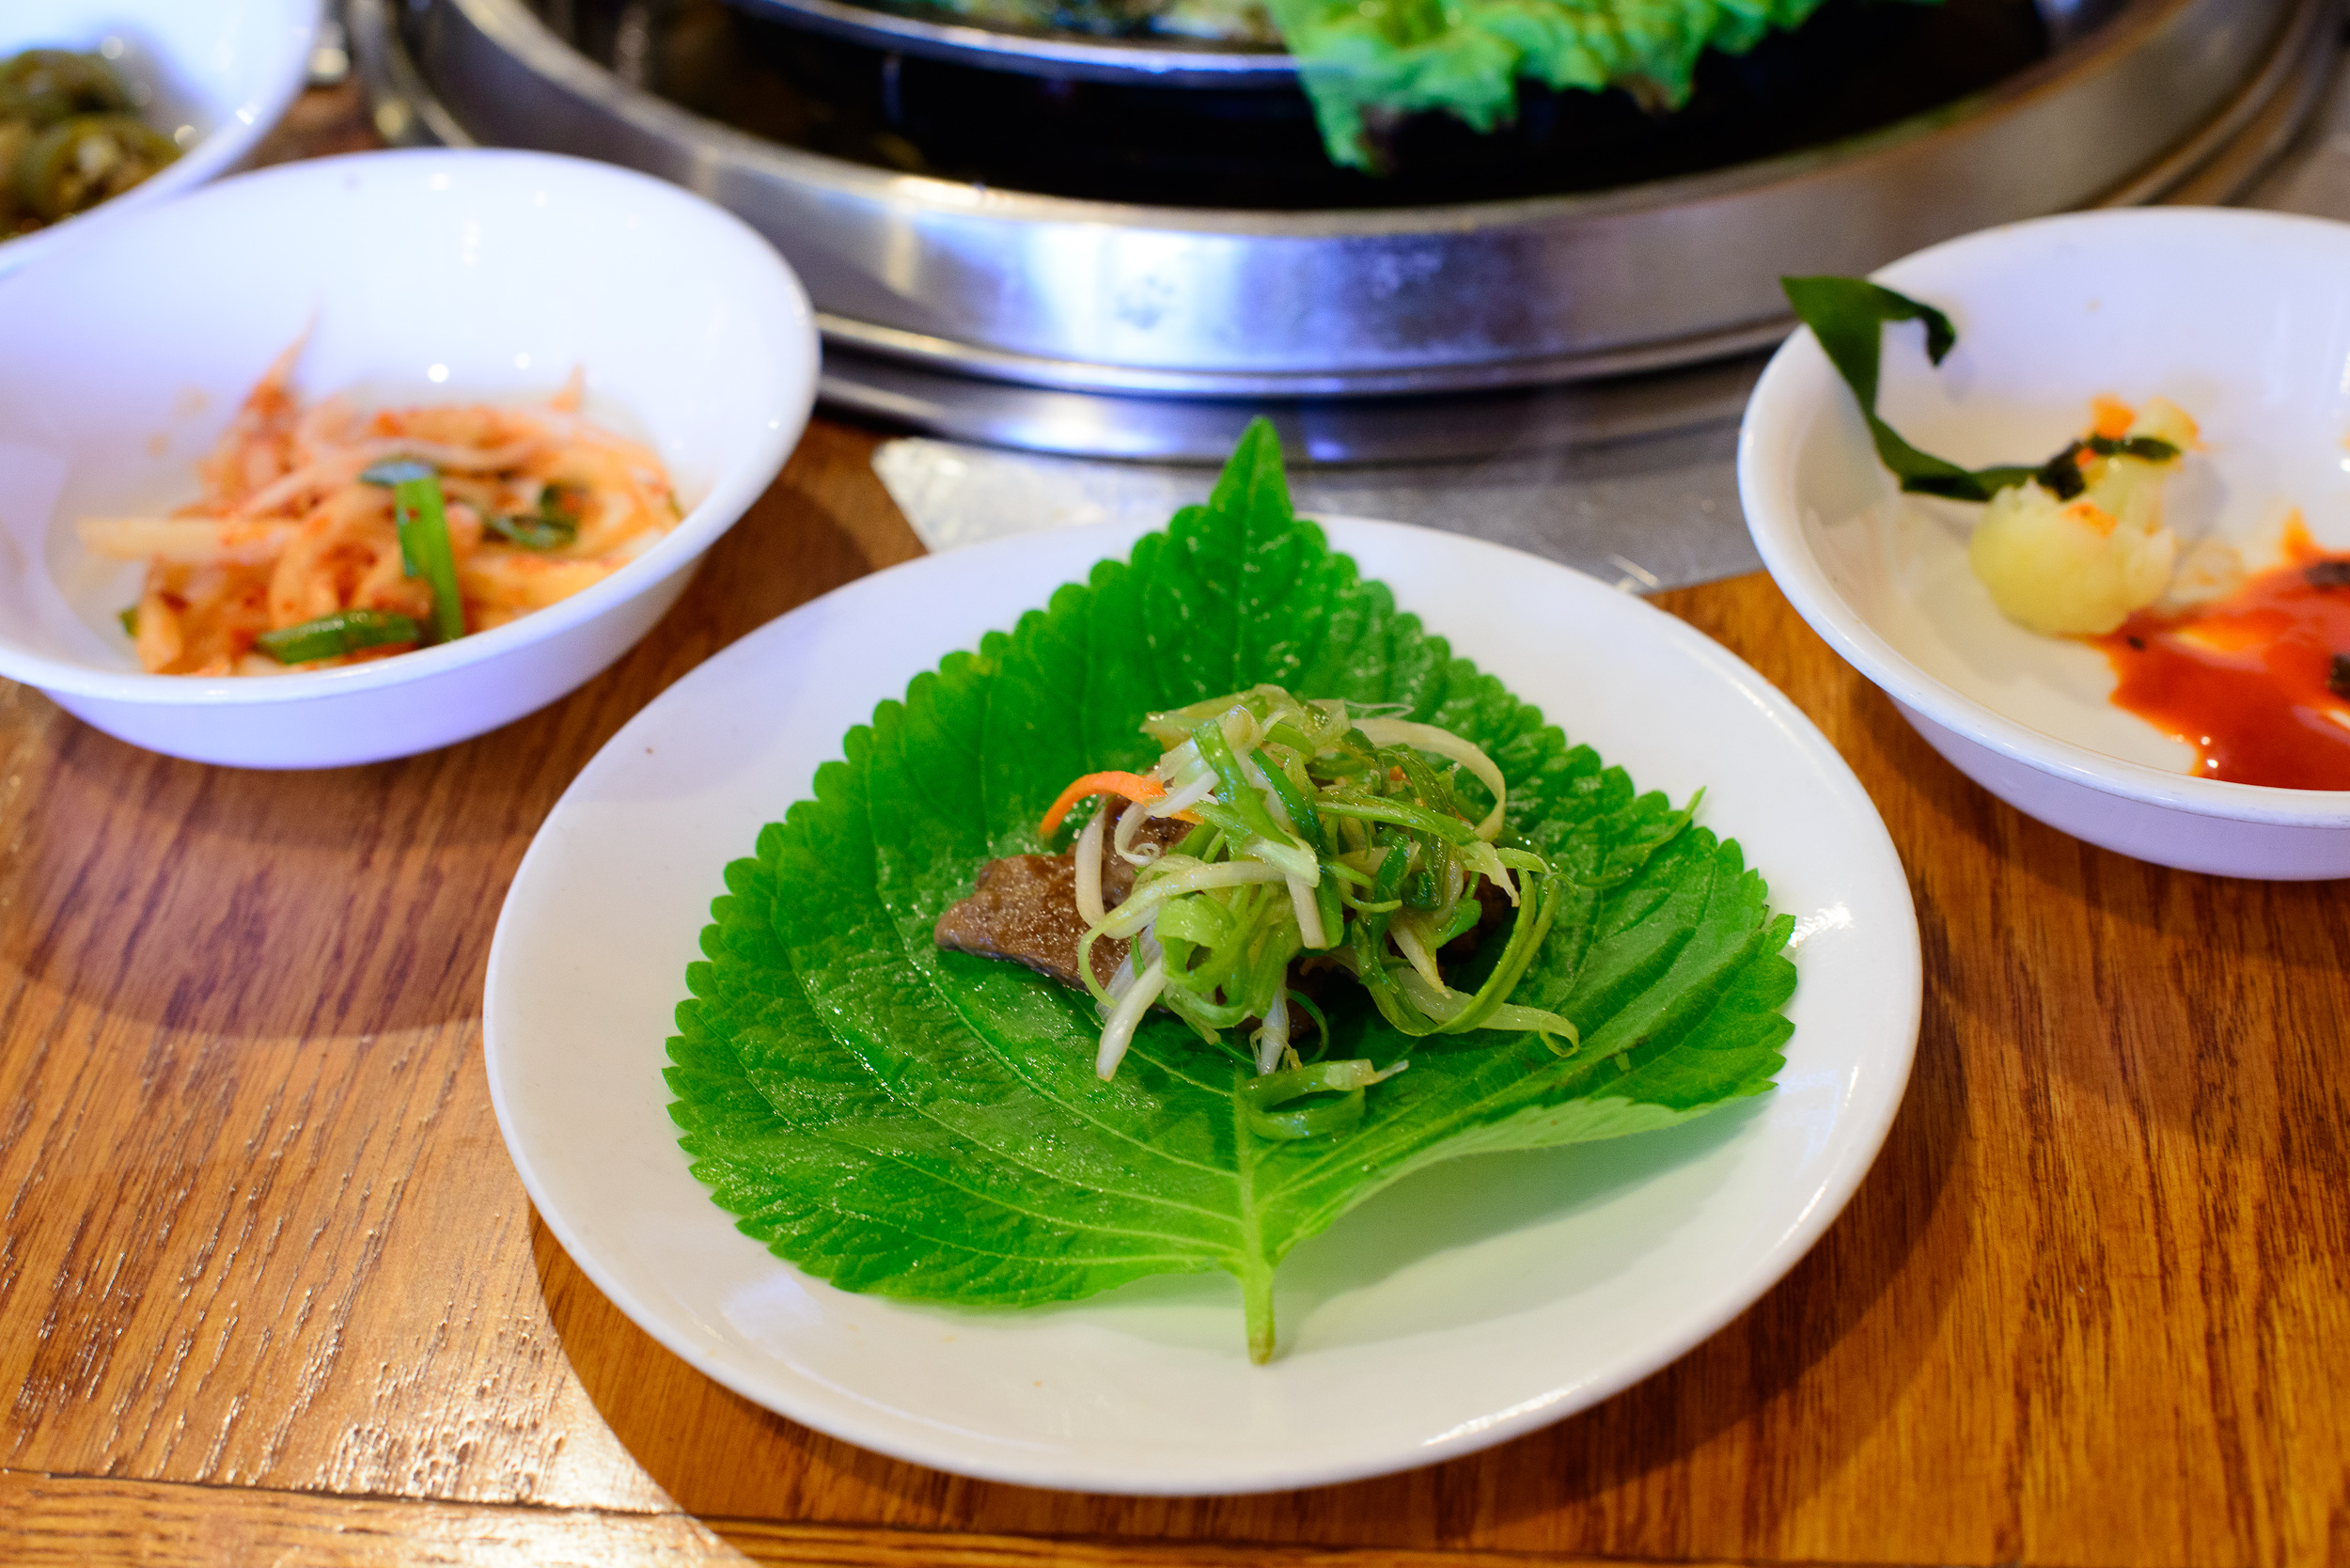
[666, 418, 1795, 1361]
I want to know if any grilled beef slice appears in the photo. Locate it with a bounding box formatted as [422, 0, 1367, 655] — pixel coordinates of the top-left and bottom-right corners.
[933, 813, 1189, 989]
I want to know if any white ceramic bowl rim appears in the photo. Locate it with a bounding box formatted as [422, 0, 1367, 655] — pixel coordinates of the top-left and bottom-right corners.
[1740, 207, 2350, 830]
[0, 147, 808, 709]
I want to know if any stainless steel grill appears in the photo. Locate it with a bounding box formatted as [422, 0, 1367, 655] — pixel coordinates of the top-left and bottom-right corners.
[354, 0, 2338, 457]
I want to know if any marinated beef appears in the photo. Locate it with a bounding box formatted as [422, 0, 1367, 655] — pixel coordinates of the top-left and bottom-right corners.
[933, 812, 1190, 989]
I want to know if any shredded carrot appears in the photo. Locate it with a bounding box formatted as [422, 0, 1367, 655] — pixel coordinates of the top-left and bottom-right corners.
[1039, 771, 1168, 837]
[2091, 396, 2137, 442]
[2064, 500, 2118, 537]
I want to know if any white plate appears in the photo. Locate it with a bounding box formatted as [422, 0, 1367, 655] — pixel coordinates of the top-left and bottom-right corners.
[484, 518, 1921, 1495]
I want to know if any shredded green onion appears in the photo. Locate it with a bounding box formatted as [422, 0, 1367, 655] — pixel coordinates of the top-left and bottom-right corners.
[255, 608, 423, 664]
[1071, 683, 1605, 1129]
[358, 458, 434, 487]
[376, 467, 467, 645]
[486, 482, 585, 551]
[1240, 1058, 1404, 1140]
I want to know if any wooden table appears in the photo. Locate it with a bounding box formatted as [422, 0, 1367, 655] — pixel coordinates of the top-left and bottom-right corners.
[4, 409, 2345, 1566]
[4, 90, 2347, 1568]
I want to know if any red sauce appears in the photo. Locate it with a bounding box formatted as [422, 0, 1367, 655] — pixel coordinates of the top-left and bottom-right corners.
[2092, 523, 2350, 792]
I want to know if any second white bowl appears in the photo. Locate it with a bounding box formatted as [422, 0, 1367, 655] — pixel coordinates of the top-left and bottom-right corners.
[1738, 208, 2350, 880]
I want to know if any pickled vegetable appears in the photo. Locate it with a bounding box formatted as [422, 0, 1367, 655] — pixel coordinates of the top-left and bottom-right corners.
[0, 49, 178, 238]
[17, 114, 179, 223]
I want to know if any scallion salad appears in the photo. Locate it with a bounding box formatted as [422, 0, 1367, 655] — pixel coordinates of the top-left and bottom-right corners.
[1039, 684, 1578, 1138]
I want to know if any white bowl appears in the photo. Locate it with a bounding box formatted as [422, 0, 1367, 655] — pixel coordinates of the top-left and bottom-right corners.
[1739, 208, 2350, 881]
[0, 0, 320, 278]
[0, 149, 818, 767]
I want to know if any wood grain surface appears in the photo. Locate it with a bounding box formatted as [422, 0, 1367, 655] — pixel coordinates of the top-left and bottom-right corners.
[5, 80, 2348, 1568]
[2, 407, 2345, 1567]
